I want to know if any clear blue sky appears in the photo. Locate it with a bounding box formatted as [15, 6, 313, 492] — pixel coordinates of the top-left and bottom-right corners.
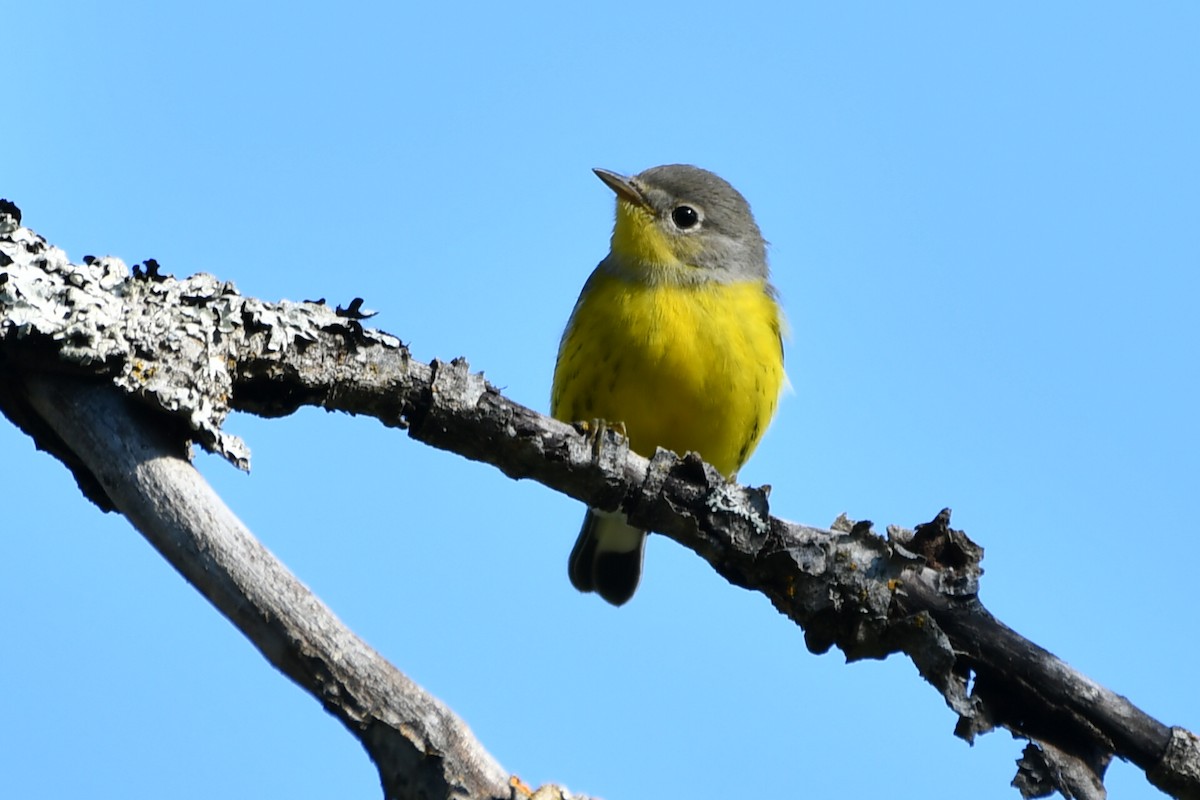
[4, 3, 1197, 799]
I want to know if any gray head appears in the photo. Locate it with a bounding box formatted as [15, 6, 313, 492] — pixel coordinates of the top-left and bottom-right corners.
[595, 164, 769, 284]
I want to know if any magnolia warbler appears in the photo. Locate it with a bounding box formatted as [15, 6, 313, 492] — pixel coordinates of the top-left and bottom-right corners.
[551, 164, 785, 605]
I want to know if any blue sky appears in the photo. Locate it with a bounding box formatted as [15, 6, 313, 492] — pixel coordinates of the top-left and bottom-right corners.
[4, 3, 1197, 798]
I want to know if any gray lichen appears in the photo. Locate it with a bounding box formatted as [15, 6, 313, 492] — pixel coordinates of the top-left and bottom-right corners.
[0, 220, 398, 470]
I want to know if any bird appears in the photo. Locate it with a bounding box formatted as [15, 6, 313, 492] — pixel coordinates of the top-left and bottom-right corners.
[551, 164, 785, 606]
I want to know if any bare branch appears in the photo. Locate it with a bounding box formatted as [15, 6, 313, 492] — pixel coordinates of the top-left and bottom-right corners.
[21, 373, 513, 800]
[2, 206, 1197, 799]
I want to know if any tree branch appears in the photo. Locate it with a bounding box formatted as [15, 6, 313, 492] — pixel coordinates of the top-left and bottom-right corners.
[2, 204, 1197, 799]
[21, 373, 514, 800]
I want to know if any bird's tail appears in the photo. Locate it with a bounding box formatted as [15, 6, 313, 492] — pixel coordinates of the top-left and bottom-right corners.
[567, 509, 646, 606]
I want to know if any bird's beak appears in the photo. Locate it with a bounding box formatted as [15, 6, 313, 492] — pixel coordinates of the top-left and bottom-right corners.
[593, 168, 647, 208]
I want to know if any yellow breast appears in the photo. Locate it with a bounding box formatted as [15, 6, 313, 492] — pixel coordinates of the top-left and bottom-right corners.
[551, 271, 784, 478]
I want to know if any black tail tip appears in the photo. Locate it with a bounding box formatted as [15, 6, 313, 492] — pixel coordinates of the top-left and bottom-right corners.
[593, 550, 641, 606]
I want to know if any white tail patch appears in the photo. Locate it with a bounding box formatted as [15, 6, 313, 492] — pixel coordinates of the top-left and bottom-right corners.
[591, 510, 644, 554]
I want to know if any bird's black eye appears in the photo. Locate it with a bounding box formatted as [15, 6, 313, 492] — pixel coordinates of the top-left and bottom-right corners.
[671, 205, 700, 229]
